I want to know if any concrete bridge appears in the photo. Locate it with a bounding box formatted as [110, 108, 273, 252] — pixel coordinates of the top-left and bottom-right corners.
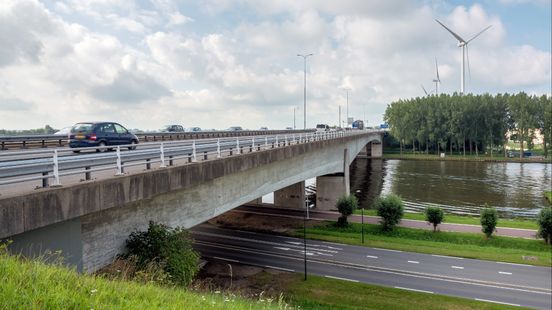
[0, 131, 383, 272]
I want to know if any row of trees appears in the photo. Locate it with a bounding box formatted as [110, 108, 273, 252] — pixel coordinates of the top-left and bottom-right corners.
[384, 93, 552, 158]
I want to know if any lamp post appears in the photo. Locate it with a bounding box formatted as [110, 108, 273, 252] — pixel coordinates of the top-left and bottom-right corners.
[343, 88, 351, 127]
[356, 189, 364, 243]
[303, 193, 308, 280]
[297, 53, 313, 130]
[293, 107, 296, 130]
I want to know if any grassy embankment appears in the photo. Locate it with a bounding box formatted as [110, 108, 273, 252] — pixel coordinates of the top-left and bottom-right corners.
[545, 191, 552, 205]
[291, 222, 551, 267]
[353, 209, 538, 230]
[382, 153, 552, 163]
[0, 249, 282, 310]
[0, 249, 521, 310]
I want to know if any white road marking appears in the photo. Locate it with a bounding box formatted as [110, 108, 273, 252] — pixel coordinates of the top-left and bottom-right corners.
[451, 266, 464, 270]
[264, 265, 294, 272]
[373, 247, 402, 253]
[213, 256, 239, 263]
[285, 241, 302, 245]
[408, 260, 420, 264]
[496, 261, 534, 267]
[431, 254, 463, 260]
[394, 286, 434, 294]
[274, 247, 290, 251]
[499, 271, 513, 275]
[475, 298, 520, 307]
[366, 255, 378, 259]
[325, 275, 359, 283]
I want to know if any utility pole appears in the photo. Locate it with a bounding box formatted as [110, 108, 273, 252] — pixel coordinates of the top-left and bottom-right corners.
[297, 54, 313, 130]
[338, 105, 341, 129]
[293, 107, 296, 130]
[343, 88, 351, 127]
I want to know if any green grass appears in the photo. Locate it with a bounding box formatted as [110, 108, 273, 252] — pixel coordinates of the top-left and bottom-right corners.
[354, 209, 539, 230]
[292, 222, 551, 267]
[545, 191, 552, 205]
[382, 153, 551, 163]
[0, 247, 282, 310]
[284, 274, 525, 310]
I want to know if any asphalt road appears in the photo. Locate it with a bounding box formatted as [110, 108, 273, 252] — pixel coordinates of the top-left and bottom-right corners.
[191, 224, 552, 309]
[234, 205, 539, 239]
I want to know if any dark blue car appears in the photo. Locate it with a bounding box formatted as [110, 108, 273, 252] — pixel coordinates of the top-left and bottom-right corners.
[69, 122, 139, 152]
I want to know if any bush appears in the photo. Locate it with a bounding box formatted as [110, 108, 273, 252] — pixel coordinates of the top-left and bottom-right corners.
[375, 194, 404, 231]
[537, 207, 552, 245]
[425, 207, 445, 232]
[336, 194, 358, 227]
[480, 206, 498, 238]
[124, 221, 200, 286]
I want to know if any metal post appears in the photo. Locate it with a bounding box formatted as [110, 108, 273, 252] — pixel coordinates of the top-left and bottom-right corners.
[362, 207, 364, 244]
[116, 146, 123, 175]
[284, 135, 287, 146]
[192, 140, 197, 161]
[298, 53, 313, 130]
[276, 135, 279, 147]
[217, 138, 221, 158]
[265, 136, 268, 149]
[160, 143, 166, 168]
[52, 149, 60, 186]
[304, 196, 308, 281]
[236, 137, 240, 154]
[252, 136, 255, 152]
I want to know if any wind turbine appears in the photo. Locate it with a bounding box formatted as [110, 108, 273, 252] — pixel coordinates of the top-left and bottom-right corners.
[421, 84, 431, 96]
[435, 19, 491, 94]
[432, 57, 440, 95]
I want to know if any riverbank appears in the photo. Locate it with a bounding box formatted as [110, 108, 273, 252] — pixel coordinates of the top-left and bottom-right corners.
[353, 209, 538, 230]
[382, 153, 552, 163]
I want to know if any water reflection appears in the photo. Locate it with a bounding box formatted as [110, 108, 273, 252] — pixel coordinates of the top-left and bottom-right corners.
[350, 159, 551, 218]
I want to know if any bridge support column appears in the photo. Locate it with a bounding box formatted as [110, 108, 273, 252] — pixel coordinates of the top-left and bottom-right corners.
[371, 142, 382, 158]
[316, 173, 349, 211]
[246, 197, 263, 205]
[274, 181, 305, 209]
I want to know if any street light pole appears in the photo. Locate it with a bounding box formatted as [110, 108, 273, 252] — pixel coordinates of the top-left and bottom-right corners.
[293, 107, 296, 130]
[342, 88, 351, 128]
[303, 195, 308, 280]
[356, 189, 364, 243]
[298, 54, 313, 130]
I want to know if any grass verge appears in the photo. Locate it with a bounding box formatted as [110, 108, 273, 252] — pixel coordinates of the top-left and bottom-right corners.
[283, 273, 524, 310]
[0, 246, 282, 309]
[545, 191, 552, 205]
[382, 153, 551, 163]
[353, 209, 538, 230]
[291, 222, 551, 267]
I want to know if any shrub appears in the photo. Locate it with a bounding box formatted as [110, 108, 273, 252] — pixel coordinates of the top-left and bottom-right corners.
[480, 206, 498, 238]
[124, 221, 200, 286]
[336, 194, 358, 227]
[425, 207, 445, 232]
[537, 207, 552, 245]
[375, 194, 404, 231]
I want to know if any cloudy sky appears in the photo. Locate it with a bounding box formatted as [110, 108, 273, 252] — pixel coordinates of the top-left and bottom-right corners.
[0, 0, 550, 130]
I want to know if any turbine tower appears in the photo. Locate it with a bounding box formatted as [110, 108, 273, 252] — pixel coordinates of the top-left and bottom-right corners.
[435, 19, 491, 94]
[432, 57, 440, 95]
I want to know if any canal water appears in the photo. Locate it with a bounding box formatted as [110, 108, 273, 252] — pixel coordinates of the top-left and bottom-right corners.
[350, 158, 552, 218]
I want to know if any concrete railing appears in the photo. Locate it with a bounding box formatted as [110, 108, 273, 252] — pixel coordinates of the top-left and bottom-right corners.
[0, 130, 375, 192]
[0, 129, 315, 150]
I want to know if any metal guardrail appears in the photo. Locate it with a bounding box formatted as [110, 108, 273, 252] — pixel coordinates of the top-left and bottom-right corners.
[0, 129, 315, 150]
[0, 130, 377, 192]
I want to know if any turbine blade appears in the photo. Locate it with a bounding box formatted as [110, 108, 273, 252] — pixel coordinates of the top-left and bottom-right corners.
[421, 85, 429, 96]
[435, 19, 466, 43]
[467, 25, 492, 43]
[435, 57, 440, 82]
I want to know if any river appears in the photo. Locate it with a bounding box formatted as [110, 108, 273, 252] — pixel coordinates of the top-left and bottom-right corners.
[350, 158, 552, 218]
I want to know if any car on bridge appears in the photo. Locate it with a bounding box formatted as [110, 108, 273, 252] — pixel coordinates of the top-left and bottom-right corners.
[161, 125, 185, 132]
[316, 124, 330, 132]
[69, 122, 139, 153]
[227, 126, 243, 131]
[186, 127, 202, 132]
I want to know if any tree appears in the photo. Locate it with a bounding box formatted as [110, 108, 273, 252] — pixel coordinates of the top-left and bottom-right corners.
[336, 194, 358, 227]
[480, 206, 498, 238]
[537, 207, 552, 245]
[125, 221, 199, 286]
[425, 207, 445, 232]
[375, 194, 404, 231]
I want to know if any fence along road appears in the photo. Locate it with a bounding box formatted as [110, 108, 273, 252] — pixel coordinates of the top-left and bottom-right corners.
[0, 130, 371, 198]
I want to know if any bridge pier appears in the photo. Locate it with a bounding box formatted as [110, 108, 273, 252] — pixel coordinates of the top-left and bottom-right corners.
[316, 173, 349, 211]
[371, 142, 382, 158]
[274, 181, 305, 209]
[247, 197, 263, 205]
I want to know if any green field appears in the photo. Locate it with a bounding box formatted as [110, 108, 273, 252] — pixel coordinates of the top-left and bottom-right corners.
[292, 222, 551, 267]
[353, 209, 539, 230]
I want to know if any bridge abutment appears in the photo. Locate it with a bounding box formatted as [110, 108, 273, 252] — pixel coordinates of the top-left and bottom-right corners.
[274, 181, 305, 209]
